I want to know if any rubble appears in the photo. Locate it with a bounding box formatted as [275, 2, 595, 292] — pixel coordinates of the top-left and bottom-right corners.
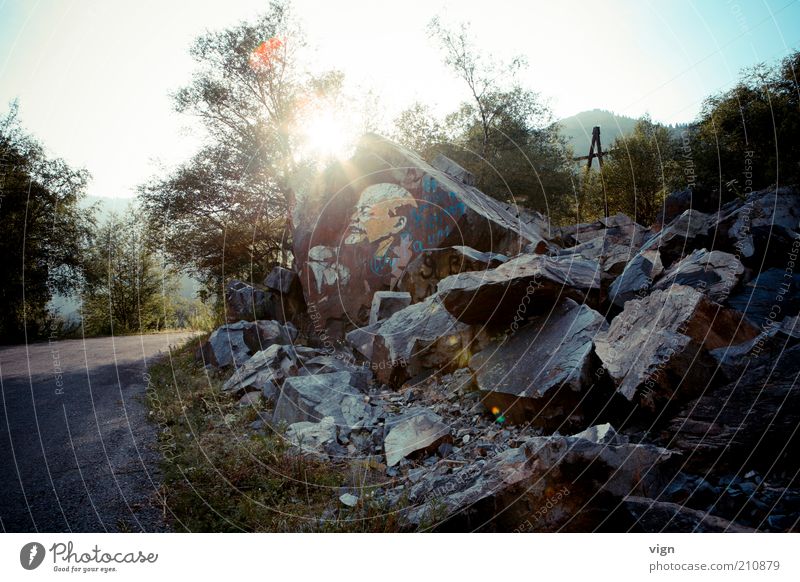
[652, 248, 744, 303]
[384, 409, 451, 467]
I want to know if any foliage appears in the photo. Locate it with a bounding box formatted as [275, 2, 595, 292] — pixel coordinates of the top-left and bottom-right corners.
[146, 339, 409, 532]
[690, 50, 800, 202]
[81, 207, 197, 335]
[139, 1, 344, 294]
[579, 116, 682, 225]
[390, 18, 576, 220]
[0, 101, 94, 343]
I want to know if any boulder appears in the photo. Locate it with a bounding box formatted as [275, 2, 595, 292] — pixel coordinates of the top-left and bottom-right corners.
[558, 221, 647, 278]
[292, 134, 552, 337]
[345, 323, 380, 361]
[225, 279, 273, 322]
[652, 248, 744, 303]
[437, 254, 601, 324]
[640, 209, 713, 267]
[607, 249, 664, 308]
[408, 424, 675, 531]
[242, 319, 297, 353]
[285, 416, 338, 453]
[715, 186, 800, 268]
[272, 371, 372, 430]
[726, 268, 800, 326]
[468, 299, 608, 428]
[263, 265, 306, 323]
[200, 321, 254, 368]
[383, 409, 450, 467]
[369, 294, 489, 386]
[368, 291, 412, 325]
[222, 344, 301, 396]
[595, 285, 759, 412]
[397, 245, 507, 303]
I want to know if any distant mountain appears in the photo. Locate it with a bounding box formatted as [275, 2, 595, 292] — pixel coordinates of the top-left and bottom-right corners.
[556, 109, 690, 158]
[81, 195, 137, 217]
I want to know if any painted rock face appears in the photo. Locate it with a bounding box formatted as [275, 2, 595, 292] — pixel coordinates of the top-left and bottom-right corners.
[293, 134, 550, 337]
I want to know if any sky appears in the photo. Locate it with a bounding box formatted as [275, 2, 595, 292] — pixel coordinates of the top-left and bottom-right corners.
[1, 0, 799, 199]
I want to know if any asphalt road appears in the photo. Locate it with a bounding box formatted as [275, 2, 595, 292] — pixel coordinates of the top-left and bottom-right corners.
[0, 332, 199, 532]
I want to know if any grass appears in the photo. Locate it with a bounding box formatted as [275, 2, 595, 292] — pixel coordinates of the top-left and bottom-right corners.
[145, 337, 410, 532]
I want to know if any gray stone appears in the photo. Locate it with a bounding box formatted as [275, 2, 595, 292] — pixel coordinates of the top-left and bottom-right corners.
[384, 408, 451, 467]
[242, 320, 297, 353]
[264, 265, 298, 295]
[468, 299, 608, 428]
[623, 496, 754, 532]
[369, 291, 412, 325]
[641, 209, 713, 267]
[437, 254, 601, 325]
[225, 279, 273, 322]
[237, 391, 263, 407]
[272, 371, 371, 430]
[398, 245, 508, 303]
[339, 492, 359, 507]
[431, 154, 475, 186]
[595, 285, 758, 411]
[369, 294, 489, 387]
[285, 416, 338, 452]
[608, 249, 664, 307]
[653, 248, 744, 303]
[222, 344, 301, 395]
[202, 321, 253, 368]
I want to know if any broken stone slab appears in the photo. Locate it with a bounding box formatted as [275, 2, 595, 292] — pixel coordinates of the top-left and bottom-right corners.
[263, 265, 306, 323]
[221, 344, 300, 396]
[431, 153, 475, 186]
[397, 245, 508, 303]
[369, 294, 489, 387]
[368, 291, 412, 325]
[272, 371, 372, 430]
[292, 134, 553, 336]
[595, 285, 759, 412]
[345, 323, 380, 361]
[652, 248, 744, 303]
[264, 265, 298, 295]
[383, 409, 451, 467]
[622, 496, 754, 533]
[437, 253, 601, 325]
[468, 299, 608, 429]
[407, 424, 674, 531]
[285, 416, 338, 453]
[607, 249, 664, 308]
[726, 268, 800, 327]
[200, 321, 255, 368]
[237, 391, 263, 408]
[242, 320, 297, 353]
[225, 279, 274, 322]
[641, 209, 713, 267]
[715, 186, 800, 268]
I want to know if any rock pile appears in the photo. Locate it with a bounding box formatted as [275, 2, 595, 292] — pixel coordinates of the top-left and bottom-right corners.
[200, 135, 800, 532]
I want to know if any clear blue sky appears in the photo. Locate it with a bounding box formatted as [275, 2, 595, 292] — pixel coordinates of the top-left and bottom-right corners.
[1, 0, 799, 199]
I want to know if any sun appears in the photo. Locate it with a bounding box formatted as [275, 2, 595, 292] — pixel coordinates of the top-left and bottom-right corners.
[297, 105, 355, 162]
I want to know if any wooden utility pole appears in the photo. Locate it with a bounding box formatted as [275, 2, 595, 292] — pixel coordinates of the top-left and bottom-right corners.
[573, 125, 610, 217]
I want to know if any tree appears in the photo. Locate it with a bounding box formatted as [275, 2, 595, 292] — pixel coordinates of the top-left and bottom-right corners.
[81, 208, 186, 336]
[691, 50, 800, 202]
[422, 17, 575, 219]
[0, 101, 94, 343]
[581, 117, 682, 225]
[139, 1, 344, 295]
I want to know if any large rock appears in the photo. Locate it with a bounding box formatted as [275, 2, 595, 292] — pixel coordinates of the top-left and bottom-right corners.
[431, 154, 475, 186]
[285, 416, 338, 453]
[640, 209, 713, 267]
[263, 265, 306, 323]
[607, 249, 664, 307]
[384, 409, 450, 467]
[368, 291, 411, 325]
[726, 268, 800, 326]
[222, 344, 303, 397]
[200, 320, 297, 369]
[622, 496, 754, 533]
[652, 248, 744, 303]
[408, 424, 675, 531]
[242, 319, 297, 353]
[595, 285, 759, 412]
[397, 246, 507, 303]
[437, 254, 601, 324]
[468, 299, 608, 428]
[715, 186, 800, 268]
[272, 371, 372, 430]
[224, 279, 273, 322]
[292, 134, 552, 337]
[369, 295, 489, 386]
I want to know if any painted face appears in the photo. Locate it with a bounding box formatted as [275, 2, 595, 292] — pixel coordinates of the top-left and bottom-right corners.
[345, 183, 417, 245]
